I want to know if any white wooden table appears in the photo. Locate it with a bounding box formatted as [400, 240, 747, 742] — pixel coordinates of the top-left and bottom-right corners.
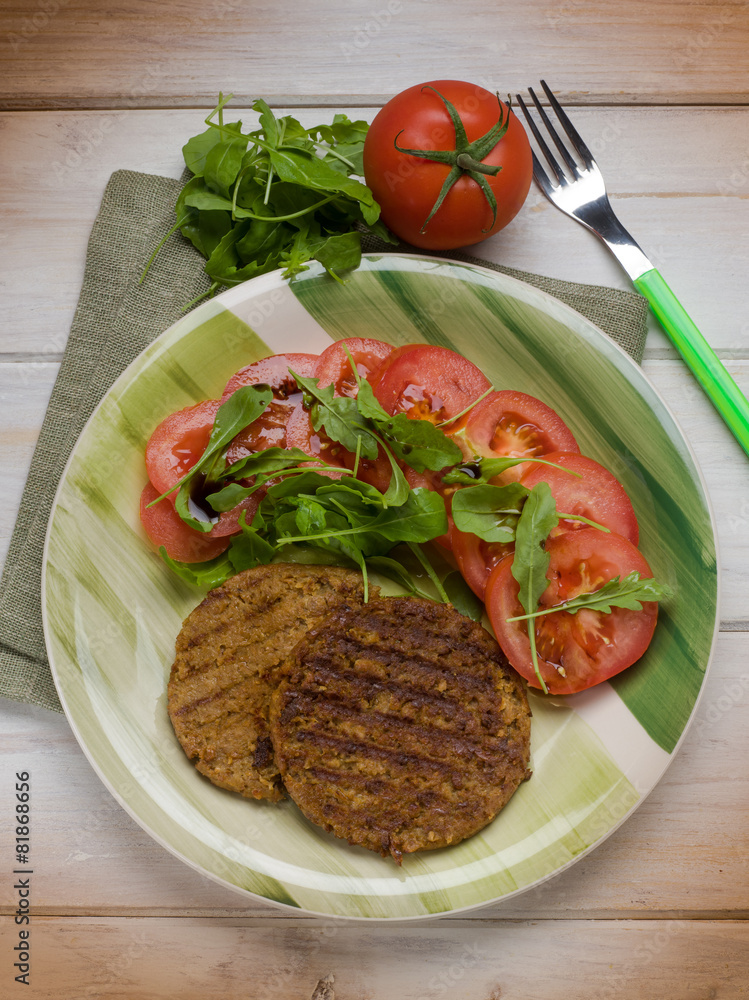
[1, 2, 748, 996]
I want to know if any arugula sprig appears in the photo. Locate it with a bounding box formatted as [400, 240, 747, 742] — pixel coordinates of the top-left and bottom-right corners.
[506, 572, 673, 621]
[451, 483, 528, 543]
[451, 481, 609, 545]
[510, 483, 559, 693]
[144, 93, 396, 296]
[443, 454, 581, 486]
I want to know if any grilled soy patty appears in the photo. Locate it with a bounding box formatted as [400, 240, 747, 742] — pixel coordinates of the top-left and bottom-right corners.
[269, 596, 532, 862]
[167, 563, 368, 802]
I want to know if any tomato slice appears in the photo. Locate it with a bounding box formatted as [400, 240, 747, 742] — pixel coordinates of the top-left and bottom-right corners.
[452, 528, 513, 600]
[452, 390, 579, 479]
[340, 447, 393, 494]
[372, 345, 491, 423]
[209, 490, 263, 537]
[313, 338, 394, 397]
[221, 353, 318, 464]
[139, 482, 230, 563]
[220, 352, 318, 402]
[486, 528, 658, 695]
[520, 452, 639, 544]
[284, 402, 351, 478]
[145, 400, 221, 500]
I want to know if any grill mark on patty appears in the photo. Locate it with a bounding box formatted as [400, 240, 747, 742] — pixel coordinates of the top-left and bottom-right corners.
[168, 564, 370, 802]
[172, 684, 269, 724]
[291, 665, 487, 728]
[284, 729, 460, 779]
[279, 689, 506, 763]
[299, 646, 498, 698]
[297, 672, 498, 735]
[271, 597, 531, 861]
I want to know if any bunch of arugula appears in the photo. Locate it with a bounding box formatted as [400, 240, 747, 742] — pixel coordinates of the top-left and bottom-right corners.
[145, 93, 395, 302]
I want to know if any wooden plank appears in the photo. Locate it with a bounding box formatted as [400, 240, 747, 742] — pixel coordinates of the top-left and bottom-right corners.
[0, 364, 55, 569]
[1, 628, 746, 919]
[1, 107, 747, 358]
[0, 915, 746, 998]
[1, 1, 749, 109]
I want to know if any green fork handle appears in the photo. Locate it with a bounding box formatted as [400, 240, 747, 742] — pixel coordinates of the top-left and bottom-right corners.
[634, 268, 749, 458]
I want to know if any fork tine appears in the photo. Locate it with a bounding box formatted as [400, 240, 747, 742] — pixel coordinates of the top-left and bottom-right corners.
[515, 93, 566, 187]
[528, 85, 581, 179]
[539, 80, 595, 168]
[529, 148, 556, 198]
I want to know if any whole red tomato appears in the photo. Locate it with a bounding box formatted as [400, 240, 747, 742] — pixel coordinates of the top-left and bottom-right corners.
[363, 80, 532, 250]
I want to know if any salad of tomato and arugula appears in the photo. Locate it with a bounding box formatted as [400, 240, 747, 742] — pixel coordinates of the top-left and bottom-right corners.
[140, 337, 672, 696]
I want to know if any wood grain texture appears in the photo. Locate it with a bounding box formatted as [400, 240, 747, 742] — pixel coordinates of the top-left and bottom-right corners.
[1, 107, 748, 359]
[1, 0, 749, 109]
[0, 914, 746, 997]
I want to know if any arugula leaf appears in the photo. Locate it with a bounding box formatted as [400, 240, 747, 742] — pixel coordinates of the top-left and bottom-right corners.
[315, 479, 387, 513]
[253, 98, 280, 147]
[443, 455, 580, 485]
[183, 127, 225, 177]
[264, 469, 345, 500]
[451, 482, 528, 542]
[334, 377, 464, 474]
[376, 411, 464, 473]
[361, 488, 448, 545]
[511, 482, 559, 613]
[277, 487, 446, 548]
[507, 572, 674, 621]
[228, 513, 276, 571]
[291, 369, 380, 459]
[267, 145, 380, 225]
[203, 124, 248, 200]
[310, 230, 362, 279]
[407, 541, 450, 603]
[365, 555, 424, 596]
[377, 437, 412, 507]
[443, 571, 484, 621]
[220, 446, 315, 481]
[171, 178, 233, 260]
[510, 482, 559, 693]
[235, 213, 293, 263]
[183, 178, 236, 212]
[207, 385, 274, 467]
[205, 481, 260, 513]
[353, 377, 390, 422]
[159, 547, 234, 590]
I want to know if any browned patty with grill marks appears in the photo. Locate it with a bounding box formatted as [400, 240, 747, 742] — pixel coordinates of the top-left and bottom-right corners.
[167, 563, 370, 802]
[269, 596, 531, 862]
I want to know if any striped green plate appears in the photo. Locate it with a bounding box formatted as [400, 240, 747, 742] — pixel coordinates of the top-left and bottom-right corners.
[43, 254, 718, 919]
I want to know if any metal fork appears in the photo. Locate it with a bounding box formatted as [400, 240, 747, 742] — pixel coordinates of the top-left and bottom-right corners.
[517, 81, 749, 459]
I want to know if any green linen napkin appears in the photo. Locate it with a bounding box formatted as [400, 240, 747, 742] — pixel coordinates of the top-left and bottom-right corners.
[0, 169, 649, 713]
